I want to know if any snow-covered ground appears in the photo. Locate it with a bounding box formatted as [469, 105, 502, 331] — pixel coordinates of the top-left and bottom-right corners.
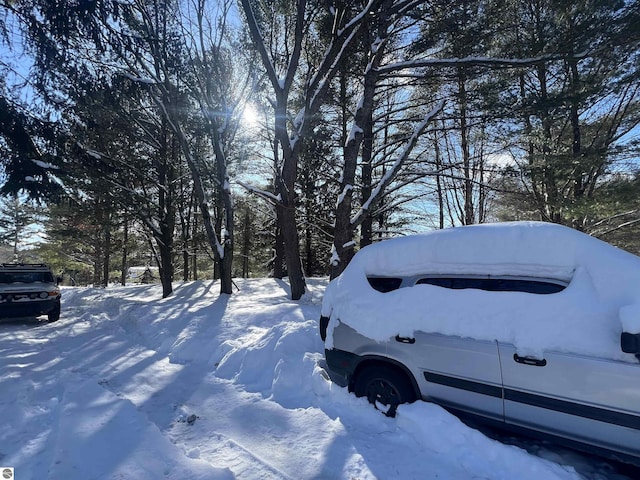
[1, 278, 638, 479]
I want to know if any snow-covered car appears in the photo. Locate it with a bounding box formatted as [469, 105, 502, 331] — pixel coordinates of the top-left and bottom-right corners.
[320, 222, 640, 465]
[0, 263, 61, 322]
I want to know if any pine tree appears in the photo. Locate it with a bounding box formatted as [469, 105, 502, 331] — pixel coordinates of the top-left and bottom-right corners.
[0, 196, 44, 261]
[491, 0, 640, 230]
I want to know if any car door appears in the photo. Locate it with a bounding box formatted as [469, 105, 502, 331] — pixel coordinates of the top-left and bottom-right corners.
[404, 332, 504, 421]
[498, 343, 640, 459]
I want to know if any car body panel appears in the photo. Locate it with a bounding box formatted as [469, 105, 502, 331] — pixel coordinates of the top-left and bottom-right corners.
[326, 332, 640, 464]
[325, 290, 640, 463]
[499, 343, 640, 458]
[322, 223, 640, 464]
[330, 323, 504, 420]
[412, 332, 503, 421]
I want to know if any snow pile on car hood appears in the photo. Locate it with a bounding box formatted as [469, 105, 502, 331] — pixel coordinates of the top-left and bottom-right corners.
[321, 222, 640, 360]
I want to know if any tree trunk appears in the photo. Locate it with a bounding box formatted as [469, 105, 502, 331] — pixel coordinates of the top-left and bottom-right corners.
[434, 132, 445, 229]
[536, 62, 559, 223]
[182, 243, 190, 281]
[280, 171, 305, 299]
[360, 94, 374, 248]
[12, 209, 19, 260]
[166, 118, 230, 293]
[274, 87, 306, 298]
[331, 16, 385, 278]
[458, 67, 474, 225]
[272, 224, 285, 279]
[211, 126, 234, 294]
[180, 192, 194, 282]
[155, 208, 175, 298]
[193, 210, 198, 281]
[121, 217, 128, 286]
[568, 56, 584, 231]
[157, 233, 174, 298]
[103, 221, 110, 287]
[241, 207, 251, 278]
[303, 172, 315, 275]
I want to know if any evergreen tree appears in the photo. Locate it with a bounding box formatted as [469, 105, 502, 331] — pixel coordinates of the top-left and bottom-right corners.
[0, 196, 44, 261]
[492, 0, 640, 230]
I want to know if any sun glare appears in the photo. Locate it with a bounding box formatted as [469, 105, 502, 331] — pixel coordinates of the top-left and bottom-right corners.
[241, 103, 260, 128]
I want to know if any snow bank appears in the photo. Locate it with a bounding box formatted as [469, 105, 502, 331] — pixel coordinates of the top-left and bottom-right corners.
[620, 303, 640, 334]
[322, 222, 640, 359]
[397, 402, 579, 480]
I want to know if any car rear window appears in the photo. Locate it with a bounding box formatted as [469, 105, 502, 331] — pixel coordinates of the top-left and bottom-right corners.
[416, 277, 565, 294]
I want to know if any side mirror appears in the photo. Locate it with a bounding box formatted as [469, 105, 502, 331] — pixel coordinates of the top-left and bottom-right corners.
[56, 276, 63, 285]
[621, 332, 640, 354]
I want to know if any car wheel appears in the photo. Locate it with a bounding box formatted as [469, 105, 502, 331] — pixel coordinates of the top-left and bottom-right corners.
[47, 301, 61, 322]
[352, 365, 416, 417]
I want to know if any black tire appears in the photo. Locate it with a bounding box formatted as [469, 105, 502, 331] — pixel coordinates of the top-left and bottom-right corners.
[47, 300, 61, 322]
[352, 365, 417, 417]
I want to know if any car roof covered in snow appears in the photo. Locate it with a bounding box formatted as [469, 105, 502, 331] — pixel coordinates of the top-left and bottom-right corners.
[321, 222, 640, 360]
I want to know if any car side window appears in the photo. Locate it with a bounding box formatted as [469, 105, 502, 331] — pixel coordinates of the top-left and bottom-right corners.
[416, 277, 565, 294]
[488, 278, 565, 294]
[367, 277, 403, 293]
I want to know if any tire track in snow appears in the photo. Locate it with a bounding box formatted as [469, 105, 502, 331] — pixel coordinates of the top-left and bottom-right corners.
[174, 429, 294, 480]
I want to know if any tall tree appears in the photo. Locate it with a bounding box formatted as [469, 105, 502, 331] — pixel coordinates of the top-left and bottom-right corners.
[0, 196, 43, 260]
[239, 0, 381, 298]
[0, 86, 65, 200]
[491, 0, 640, 231]
[4, 0, 251, 296]
[68, 77, 181, 297]
[329, 1, 443, 277]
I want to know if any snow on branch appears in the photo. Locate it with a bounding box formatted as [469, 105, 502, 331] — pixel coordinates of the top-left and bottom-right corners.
[76, 142, 105, 160]
[351, 100, 445, 226]
[122, 72, 157, 84]
[596, 218, 640, 238]
[290, 106, 307, 150]
[329, 244, 340, 266]
[307, 2, 377, 110]
[337, 1, 374, 36]
[336, 184, 353, 208]
[237, 180, 282, 204]
[308, 26, 362, 111]
[377, 52, 591, 75]
[31, 159, 60, 170]
[590, 210, 640, 230]
[346, 125, 364, 146]
[239, 0, 282, 93]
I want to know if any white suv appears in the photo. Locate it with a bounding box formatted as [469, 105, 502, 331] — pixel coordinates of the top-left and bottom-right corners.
[320, 222, 640, 465]
[0, 263, 61, 322]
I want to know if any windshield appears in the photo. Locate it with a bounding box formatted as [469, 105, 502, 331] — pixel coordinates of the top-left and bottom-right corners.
[0, 272, 54, 284]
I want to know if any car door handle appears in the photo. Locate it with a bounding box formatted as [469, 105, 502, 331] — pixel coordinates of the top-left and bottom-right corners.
[395, 335, 415, 344]
[513, 353, 547, 367]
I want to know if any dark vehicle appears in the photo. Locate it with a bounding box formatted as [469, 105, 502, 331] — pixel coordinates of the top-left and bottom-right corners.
[0, 263, 61, 322]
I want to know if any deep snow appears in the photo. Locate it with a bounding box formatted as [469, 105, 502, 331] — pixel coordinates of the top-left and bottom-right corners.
[0, 278, 638, 479]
